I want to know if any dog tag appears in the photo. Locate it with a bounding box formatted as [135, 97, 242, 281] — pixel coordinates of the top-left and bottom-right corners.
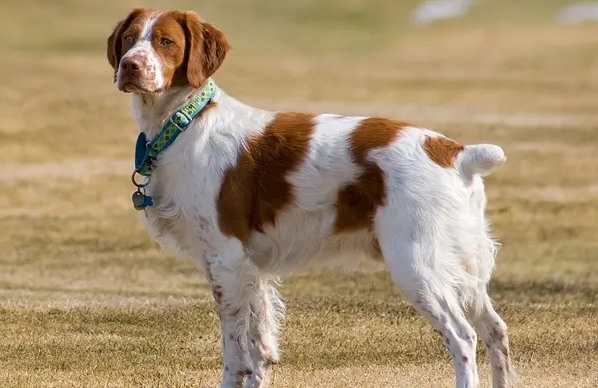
[132, 190, 146, 207]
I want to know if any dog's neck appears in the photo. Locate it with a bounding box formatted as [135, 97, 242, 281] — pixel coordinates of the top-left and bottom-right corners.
[128, 84, 274, 154]
[130, 86, 198, 139]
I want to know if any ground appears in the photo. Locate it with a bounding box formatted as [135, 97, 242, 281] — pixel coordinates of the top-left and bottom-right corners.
[1, 0, 597, 387]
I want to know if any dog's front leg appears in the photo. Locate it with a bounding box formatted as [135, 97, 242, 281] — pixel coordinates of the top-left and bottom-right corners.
[244, 276, 285, 388]
[205, 242, 261, 388]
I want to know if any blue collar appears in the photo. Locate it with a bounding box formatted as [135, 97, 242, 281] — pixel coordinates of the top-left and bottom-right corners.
[131, 79, 216, 210]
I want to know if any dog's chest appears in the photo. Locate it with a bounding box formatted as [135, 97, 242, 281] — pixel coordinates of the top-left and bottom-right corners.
[140, 159, 224, 258]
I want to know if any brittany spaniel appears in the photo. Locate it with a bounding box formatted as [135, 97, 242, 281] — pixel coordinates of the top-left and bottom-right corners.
[106, 8, 515, 388]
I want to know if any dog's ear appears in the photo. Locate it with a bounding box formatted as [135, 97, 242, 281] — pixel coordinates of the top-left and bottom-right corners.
[106, 18, 126, 71]
[107, 8, 150, 73]
[181, 12, 229, 88]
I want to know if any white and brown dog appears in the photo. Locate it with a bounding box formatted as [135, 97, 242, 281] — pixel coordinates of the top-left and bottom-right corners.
[107, 8, 515, 388]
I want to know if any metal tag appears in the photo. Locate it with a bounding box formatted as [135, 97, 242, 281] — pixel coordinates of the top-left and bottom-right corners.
[132, 190, 146, 207]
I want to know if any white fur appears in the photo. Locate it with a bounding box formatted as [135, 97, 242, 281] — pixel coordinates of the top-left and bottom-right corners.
[125, 81, 515, 388]
[458, 144, 506, 178]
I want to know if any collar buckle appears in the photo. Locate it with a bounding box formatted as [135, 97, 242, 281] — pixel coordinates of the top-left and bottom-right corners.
[169, 113, 188, 132]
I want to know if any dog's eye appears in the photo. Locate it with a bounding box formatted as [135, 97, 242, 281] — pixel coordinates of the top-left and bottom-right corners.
[123, 35, 134, 45]
[159, 37, 173, 47]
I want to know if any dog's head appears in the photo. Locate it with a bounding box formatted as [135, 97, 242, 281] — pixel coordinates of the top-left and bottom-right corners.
[106, 8, 229, 94]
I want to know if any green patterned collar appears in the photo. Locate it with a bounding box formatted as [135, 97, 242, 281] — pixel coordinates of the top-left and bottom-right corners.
[130, 79, 216, 210]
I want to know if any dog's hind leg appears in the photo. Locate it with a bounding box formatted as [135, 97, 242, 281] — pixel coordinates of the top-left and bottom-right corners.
[376, 212, 480, 388]
[472, 294, 516, 388]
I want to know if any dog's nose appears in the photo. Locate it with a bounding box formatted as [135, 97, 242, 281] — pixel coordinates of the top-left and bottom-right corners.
[120, 57, 142, 72]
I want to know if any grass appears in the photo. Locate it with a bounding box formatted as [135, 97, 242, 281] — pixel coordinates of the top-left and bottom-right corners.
[1, 0, 598, 386]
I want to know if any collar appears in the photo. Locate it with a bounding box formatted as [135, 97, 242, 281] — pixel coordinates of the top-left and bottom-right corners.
[130, 79, 216, 210]
[134, 79, 216, 176]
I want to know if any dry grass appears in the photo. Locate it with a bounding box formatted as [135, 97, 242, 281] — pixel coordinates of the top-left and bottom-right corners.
[1, 0, 598, 387]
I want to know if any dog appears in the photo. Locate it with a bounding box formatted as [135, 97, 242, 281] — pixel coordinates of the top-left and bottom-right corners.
[106, 8, 516, 388]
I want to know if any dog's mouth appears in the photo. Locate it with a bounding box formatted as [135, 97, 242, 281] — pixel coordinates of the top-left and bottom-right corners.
[118, 79, 162, 94]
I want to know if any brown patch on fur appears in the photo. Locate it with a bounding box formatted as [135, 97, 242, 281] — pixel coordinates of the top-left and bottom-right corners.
[423, 136, 464, 168]
[218, 112, 315, 242]
[334, 118, 410, 233]
[170, 11, 229, 88]
[150, 12, 188, 86]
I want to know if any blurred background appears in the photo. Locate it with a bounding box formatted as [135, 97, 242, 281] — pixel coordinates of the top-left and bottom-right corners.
[1, 1, 597, 387]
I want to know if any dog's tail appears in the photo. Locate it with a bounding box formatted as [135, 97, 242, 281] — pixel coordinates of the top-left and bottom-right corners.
[456, 144, 506, 179]
[422, 134, 506, 179]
